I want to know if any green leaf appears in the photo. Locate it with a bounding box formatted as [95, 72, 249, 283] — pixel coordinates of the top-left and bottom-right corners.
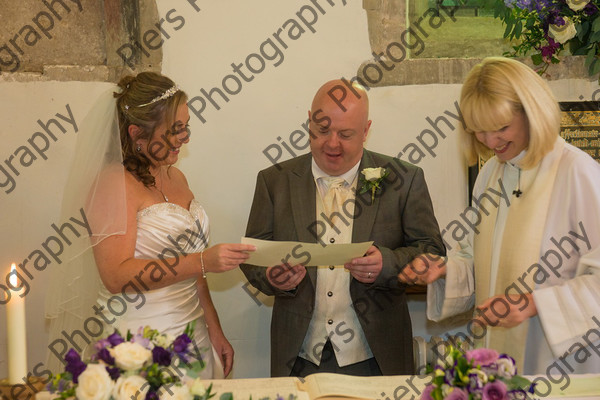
[219, 393, 233, 400]
[593, 16, 600, 33]
[531, 53, 543, 65]
[506, 375, 534, 390]
[504, 20, 514, 39]
[590, 30, 600, 43]
[590, 58, 600, 76]
[551, 56, 560, 64]
[514, 20, 523, 39]
[586, 45, 597, 67]
[580, 20, 591, 38]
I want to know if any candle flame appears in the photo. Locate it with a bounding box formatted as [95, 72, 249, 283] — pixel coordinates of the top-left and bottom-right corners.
[9, 263, 18, 287]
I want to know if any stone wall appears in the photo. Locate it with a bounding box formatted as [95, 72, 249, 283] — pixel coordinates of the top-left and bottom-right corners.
[0, 0, 162, 82]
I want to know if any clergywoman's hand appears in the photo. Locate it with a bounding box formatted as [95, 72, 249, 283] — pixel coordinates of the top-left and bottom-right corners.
[473, 293, 537, 328]
[398, 253, 447, 285]
[202, 244, 256, 273]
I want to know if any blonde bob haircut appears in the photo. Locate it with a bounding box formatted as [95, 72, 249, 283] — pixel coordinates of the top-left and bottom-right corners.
[459, 57, 561, 169]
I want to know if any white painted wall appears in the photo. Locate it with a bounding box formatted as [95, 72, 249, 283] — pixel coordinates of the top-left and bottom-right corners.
[0, 0, 597, 381]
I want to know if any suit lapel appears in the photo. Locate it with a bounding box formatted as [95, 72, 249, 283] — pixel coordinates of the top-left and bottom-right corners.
[289, 157, 317, 242]
[288, 156, 318, 287]
[352, 150, 380, 243]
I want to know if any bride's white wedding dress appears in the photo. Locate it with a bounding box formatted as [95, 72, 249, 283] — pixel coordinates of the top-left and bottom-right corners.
[96, 199, 223, 378]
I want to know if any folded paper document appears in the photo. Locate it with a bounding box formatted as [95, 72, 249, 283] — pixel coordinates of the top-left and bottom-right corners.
[241, 237, 373, 267]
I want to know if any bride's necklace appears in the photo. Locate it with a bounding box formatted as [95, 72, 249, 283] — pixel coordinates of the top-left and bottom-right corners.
[154, 167, 169, 202]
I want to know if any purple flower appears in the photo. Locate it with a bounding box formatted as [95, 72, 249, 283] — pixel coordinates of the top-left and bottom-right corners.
[421, 384, 434, 400]
[94, 338, 111, 351]
[540, 36, 561, 61]
[173, 333, 192, 353]
[152, 346, 173, 366]
[584, 2, 598, 15]
[275, 394, 284, 400]
[97, 348, 115, 365]
[64, 349, 87, 384]
[132, 333, 151, 349]
[468, 372, 484, 392]
[107, 331, 125, 346]
[146, 390, 159, 400]
[446, 389, 469, 400]
[516, 0, 532, 10]
[466, 348, 499, 367]
[482, 381, 508, 400]
[106, 366, 120, 380]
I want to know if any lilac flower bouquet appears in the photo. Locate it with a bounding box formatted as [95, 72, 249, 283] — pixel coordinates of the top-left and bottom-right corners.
[490, 0, 600, 76]
[46, 324, 220, 400]
[421, 346, 535, 400]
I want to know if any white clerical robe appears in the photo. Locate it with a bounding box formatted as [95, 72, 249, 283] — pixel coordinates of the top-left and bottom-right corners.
[428, 139, 600, 374]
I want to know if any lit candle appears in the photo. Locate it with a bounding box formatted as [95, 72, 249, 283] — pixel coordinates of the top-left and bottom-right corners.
[6, 263, 27, 384]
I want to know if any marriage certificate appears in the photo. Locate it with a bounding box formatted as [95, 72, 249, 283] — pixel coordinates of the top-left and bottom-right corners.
[241, 237, 373, 267]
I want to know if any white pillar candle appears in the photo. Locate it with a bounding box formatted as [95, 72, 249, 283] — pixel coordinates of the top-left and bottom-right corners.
[6, 263, 27, 384]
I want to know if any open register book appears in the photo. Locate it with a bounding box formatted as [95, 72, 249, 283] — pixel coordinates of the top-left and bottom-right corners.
[295, 372, 430, 400]
[203, 374, 429, 400]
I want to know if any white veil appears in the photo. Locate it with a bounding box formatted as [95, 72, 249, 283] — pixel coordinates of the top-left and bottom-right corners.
[45, 86, 127, 374]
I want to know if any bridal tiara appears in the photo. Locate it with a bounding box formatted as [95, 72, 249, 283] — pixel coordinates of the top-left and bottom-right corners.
[124, 85, 180, 110]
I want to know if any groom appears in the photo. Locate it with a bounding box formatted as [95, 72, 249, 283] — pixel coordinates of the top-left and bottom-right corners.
[241, 80, 445, 377]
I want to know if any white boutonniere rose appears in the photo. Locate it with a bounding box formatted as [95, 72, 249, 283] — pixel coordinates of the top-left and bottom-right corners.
[359, 167, 389, 204]
[548, 18, 577, 44]
[110, 342, 152, 371]
[112, 375, 149, 400]
[75, 364, 114, 400]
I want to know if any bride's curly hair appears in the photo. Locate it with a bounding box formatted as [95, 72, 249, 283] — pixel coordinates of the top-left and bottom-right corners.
[114, 72, 188, 187]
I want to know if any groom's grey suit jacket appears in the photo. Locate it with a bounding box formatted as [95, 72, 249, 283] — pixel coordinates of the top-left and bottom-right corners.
[241, 150, 445, 377]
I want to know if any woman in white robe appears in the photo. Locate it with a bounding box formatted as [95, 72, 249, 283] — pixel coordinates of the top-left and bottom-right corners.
[398, 57, 600, 376]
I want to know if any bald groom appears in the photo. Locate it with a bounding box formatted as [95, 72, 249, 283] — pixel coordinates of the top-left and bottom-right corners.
[241, 80, 445, 377]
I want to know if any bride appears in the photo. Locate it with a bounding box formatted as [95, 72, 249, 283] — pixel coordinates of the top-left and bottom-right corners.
[45, 72, 254, 378]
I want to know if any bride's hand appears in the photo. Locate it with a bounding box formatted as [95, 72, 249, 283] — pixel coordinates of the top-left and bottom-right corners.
[208, 327, 234, 377]
[201, 244, 256, 273]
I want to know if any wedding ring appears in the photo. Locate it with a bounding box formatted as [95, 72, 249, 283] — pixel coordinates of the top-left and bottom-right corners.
[368, 272, 372, 278]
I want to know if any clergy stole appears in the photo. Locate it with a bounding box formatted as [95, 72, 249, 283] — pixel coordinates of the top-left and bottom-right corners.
[473, 137, 565, 371]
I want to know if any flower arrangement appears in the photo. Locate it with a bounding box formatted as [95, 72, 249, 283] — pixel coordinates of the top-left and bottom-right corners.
[421, 346, 535, 400]
[490, 0, 600, 76]
[359, 167, 389, 204]
[47, 324, 220, 400]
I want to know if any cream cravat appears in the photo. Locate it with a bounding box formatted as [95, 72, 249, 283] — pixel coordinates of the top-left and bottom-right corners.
[321, 177, 348, 227]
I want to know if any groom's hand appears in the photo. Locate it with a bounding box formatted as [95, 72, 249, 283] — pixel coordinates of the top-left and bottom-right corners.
[266, 263, 306, 291]
[344, 245, 382, 283]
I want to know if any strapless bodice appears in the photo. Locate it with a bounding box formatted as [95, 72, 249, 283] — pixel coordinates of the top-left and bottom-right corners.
[97, 199, 209, 337]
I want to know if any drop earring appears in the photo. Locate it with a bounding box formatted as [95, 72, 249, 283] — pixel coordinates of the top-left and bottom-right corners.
[136, 144, 142, 152]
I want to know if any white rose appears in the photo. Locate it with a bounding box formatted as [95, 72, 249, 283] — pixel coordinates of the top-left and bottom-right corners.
[549, 18, 577, 44]
[189, 378, 206, 396]
[469, 368, 488, 383]
[496, 357, 517, 378]
[112, 375, 149, 400]
[361, 167, 385, 181]
[160, 384, 193, 400]
[441, 384, 452, 396]
[566, 0, 588, 11]
[154, 333, 175, 348]
[75, 364, 114, 400]
[110, 342, 152, 371]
